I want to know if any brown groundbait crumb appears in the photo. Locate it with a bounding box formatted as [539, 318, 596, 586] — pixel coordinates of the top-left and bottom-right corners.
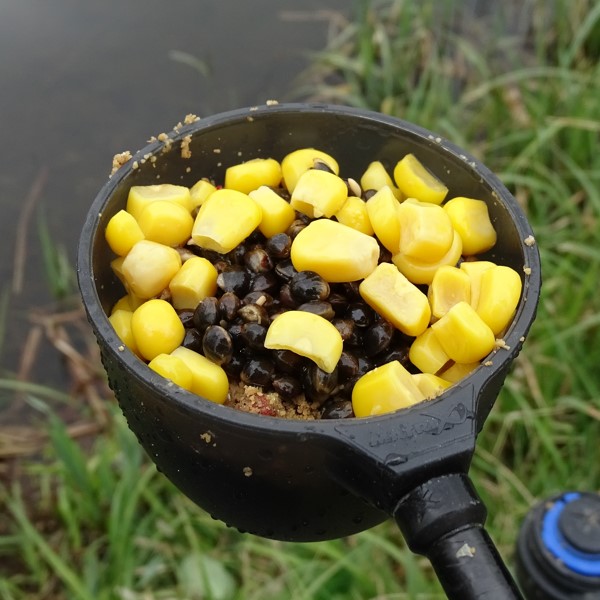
[157, 132, 173, 153]
[110, 151, 132, 176]
[173, 114, 201, 132]
[495, 338, 511, 350]
[180, 135, 192, 159]
[225, 383, 322, 420]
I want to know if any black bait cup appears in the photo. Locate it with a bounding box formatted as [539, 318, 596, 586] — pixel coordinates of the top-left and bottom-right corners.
[78, 104, 541, 600]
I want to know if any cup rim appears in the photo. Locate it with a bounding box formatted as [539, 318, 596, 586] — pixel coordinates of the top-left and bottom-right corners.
[77, 102, 541, 435]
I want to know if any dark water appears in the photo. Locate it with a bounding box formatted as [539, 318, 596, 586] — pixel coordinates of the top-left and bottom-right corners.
[0, 0, 349, 404]
[0, 0, 536, 421]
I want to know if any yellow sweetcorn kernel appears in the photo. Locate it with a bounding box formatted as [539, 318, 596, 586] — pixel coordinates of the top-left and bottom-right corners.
[428, 265, 471, 319]
[169, 256, 218, 310]
[392, 230, 463, 285]
[191, 188, 262, 254]
[397, 199, 454, 262]
[264, 310, 343, 373]
[438, 361, 479, 383]
[430, 301, 495, 364]
[476, 265, 522, 335]
[334, 196, 374, 235]
[365, 186, 403, 253]
[290, 169, 348, 218]
[190, 178, 217, 210]
[224, 157, 282, 194]
[131, 299, 185, 361]
[121, 240, 182, 299]
[128, 293, 145, 311]
[443, 197, 497, 256]
[408, 328, 451, 374]
[352, 361, 426, 417]
[412, 373, 452, 399]
[105, 210, 145, 256]
[137, 200, 194, 247]
[281, 148, 339, 193]
[126, 184, 193, 221]
[393, 153, 449, 205]
[148, 353, 194, 392]
[360, 161, 404, 200]
[111, 264, 148, 313]
[290, 219, 380, 283]
[109, 309, 139, 355]
[359, 263, 430, 337]
[248, 186, 296, 238]
[111, 293, 144, 315]
[111, 256, 127, 287]
[111, 294, 133, 314]
[459, 260, 496, 309]
[171, 346, 229, 404]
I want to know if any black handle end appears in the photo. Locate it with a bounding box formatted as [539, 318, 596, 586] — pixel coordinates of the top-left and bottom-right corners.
[394, 474, 524, 600]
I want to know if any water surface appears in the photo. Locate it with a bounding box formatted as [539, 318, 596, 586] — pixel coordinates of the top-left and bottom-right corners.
[0, 0, 349, 411]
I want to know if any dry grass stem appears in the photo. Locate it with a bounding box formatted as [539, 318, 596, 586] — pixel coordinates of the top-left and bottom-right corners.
[1, 324, 45, 420]
[0, 421, 105, 459]
[37, 309, 111, 427]
[17, 325, 43, 383]
[0, 305, 112, 459]
[515, 354, 545, 408]
[11, 166, 49, 295]
[476, 447, 535, 505]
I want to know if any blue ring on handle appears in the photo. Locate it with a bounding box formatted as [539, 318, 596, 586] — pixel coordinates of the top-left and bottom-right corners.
[541, 492, 600, 577]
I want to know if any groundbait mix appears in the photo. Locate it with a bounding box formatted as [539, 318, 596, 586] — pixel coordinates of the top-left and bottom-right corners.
[105, 147, 523, 420]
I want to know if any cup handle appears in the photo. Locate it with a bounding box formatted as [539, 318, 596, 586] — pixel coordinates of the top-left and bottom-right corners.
[394, 473, 524, 599]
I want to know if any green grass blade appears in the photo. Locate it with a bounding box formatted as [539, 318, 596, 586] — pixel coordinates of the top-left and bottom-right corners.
[37, 207, 75, 300]
[6, 487, 95, 600]
[563, 1, 600, 66]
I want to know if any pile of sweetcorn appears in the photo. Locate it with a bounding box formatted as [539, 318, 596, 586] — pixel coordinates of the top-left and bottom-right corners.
[105, 148, 522, 418]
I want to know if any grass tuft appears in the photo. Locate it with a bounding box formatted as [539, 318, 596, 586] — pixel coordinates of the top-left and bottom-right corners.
[37, 208, 76, 301]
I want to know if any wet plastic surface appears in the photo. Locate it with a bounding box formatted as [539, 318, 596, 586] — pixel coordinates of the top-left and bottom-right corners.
[78, 103, 541, 544]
